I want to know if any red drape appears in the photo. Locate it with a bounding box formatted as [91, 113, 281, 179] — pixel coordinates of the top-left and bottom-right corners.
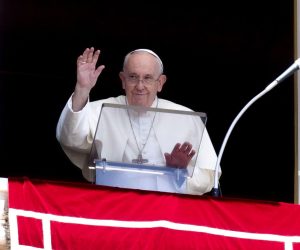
[8, 177, 300, 250]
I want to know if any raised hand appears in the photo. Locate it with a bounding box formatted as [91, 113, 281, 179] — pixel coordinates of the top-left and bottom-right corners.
[164, 142, 196, 168]
[72, 47, 105, 111]
[76, 47, 105, 90]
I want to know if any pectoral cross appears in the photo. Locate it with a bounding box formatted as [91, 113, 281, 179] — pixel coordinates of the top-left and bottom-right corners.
[132, 153, 148, 164]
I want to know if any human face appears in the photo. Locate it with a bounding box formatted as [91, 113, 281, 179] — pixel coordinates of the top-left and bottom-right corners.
[119, 52, 166, 107]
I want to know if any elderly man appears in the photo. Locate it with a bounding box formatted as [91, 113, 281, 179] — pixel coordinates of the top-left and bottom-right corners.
[56, 47, 221, 195]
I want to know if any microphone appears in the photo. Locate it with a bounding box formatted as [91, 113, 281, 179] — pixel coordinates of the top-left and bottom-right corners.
[211, 58, 300, 197]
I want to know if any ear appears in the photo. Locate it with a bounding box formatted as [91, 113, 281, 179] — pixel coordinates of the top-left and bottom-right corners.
[157, 74, 167, 92]
[119, 72, 126, 89]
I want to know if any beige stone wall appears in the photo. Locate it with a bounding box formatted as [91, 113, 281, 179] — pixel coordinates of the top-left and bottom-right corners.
[0, 180, 8, 249]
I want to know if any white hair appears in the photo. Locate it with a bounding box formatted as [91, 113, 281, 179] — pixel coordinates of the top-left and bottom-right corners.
[123, 48, 164, 74]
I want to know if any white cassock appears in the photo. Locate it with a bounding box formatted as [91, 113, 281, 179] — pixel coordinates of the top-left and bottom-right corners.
[56, 95, 221, 195]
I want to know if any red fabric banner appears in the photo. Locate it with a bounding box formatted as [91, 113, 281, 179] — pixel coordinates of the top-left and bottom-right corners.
[8, 177, 300, 249]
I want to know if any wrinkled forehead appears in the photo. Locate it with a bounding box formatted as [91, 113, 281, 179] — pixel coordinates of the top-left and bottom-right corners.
[123, 49, 164, 74]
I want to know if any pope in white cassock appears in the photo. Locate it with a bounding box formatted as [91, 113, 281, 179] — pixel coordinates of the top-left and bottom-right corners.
[56, 47, 221, 195]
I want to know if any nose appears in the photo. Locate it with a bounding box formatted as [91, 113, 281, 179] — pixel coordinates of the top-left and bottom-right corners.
[135, 80, 145, 89]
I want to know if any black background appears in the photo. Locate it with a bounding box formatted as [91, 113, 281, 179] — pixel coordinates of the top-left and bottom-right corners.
[0, 0, 295, 202]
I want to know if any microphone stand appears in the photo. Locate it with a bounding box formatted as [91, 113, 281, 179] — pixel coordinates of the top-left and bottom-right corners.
[211, 59, 300, 197]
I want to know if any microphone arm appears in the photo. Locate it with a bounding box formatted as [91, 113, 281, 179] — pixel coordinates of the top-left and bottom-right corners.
[211, 58, 300, 197]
